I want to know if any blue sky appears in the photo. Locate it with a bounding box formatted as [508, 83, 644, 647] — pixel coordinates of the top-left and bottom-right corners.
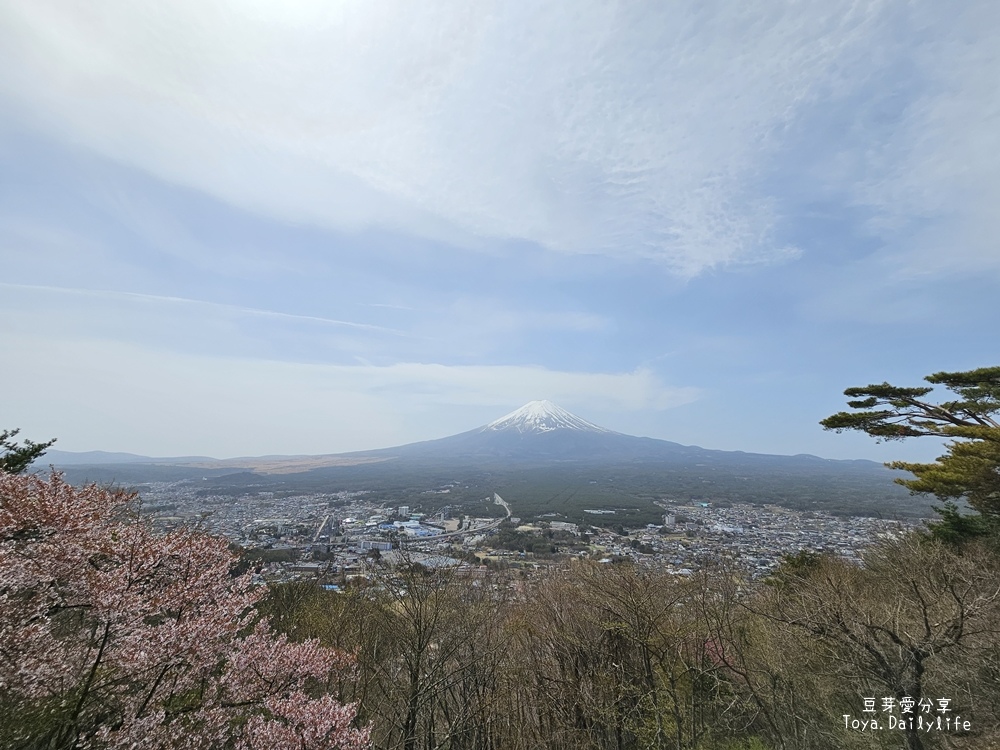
[1, 1, 997, 461]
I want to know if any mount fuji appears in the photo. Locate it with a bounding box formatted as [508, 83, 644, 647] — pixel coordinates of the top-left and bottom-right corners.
[49, 400, 917, 518]
[482, 400, 611, 434]
[345, 400, 710, 464]
[45, 400, 863, 468]
[320, 401, 915, 515]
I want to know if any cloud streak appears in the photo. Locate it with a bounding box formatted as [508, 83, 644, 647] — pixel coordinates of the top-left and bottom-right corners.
[0, 282, 404, 334]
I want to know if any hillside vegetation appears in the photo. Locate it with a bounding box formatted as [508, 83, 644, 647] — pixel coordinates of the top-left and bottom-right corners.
[266, 539, 1000, 750]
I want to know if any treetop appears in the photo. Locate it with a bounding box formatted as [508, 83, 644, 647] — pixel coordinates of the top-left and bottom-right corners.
[822, 367, 1000, 440]
[0, 428, 56, 475]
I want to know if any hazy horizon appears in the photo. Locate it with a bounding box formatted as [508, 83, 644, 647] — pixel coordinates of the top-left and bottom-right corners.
[3, 2, 996, 464]
[38, 398, 928, 464]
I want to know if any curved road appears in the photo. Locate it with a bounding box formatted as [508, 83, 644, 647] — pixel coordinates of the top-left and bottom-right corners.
[412, 493, 511, 542]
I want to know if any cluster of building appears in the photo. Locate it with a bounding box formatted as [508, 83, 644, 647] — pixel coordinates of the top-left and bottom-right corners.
[585, 502, 921, 575]
[137, 480, 926, 583]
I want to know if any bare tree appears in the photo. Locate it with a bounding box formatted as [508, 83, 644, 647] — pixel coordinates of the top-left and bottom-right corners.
[747, 538, 1000, 750]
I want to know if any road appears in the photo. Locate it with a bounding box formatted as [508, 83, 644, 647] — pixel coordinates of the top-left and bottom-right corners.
[400, 493, 511, 543]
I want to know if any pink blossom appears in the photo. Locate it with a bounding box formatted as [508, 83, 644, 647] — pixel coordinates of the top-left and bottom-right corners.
[0, 471, 369, 749]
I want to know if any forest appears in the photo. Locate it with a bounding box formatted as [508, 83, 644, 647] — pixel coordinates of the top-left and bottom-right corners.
[259, 538, 1000, 750]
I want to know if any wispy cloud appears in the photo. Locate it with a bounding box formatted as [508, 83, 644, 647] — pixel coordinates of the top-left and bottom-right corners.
[6, 0, 978, 277]
[363, 303, 418, 311]
[0, 283, 404, 334]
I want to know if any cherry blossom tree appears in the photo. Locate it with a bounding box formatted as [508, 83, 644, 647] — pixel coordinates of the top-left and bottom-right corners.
[0, 471, 370, 750]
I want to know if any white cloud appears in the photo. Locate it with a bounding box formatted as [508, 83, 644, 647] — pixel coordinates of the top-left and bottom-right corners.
[840, 5, 1000, 276]
[0, 331, 699, 456]
[0, 0, 905, 275]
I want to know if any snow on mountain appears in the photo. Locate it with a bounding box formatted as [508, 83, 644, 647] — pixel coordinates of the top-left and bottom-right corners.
[482, 400, 611, 434]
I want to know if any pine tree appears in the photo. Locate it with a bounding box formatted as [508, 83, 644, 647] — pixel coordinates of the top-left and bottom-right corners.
[0, 428, 55, 474]
[822, 366, 1000, 540]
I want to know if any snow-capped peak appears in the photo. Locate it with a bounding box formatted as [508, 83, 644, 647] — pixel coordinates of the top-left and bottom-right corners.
[482, 400, 610, 434]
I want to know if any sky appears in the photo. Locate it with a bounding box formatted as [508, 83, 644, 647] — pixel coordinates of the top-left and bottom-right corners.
[1, 1, 998, 462]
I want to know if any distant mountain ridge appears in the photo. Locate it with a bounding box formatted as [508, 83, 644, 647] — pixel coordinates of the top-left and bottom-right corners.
[44, 450, 217, 466]
[44, 401, 879, 469]
[44, 401, 921, 519]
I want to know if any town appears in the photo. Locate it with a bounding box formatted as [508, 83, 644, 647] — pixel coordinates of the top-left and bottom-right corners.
[139, 479, 924, 583]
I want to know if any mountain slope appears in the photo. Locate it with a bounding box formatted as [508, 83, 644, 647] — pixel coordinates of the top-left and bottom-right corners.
[46, 401, 921, 518]
[343, 401, 866, 468]
[45, 401, 884, 469]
